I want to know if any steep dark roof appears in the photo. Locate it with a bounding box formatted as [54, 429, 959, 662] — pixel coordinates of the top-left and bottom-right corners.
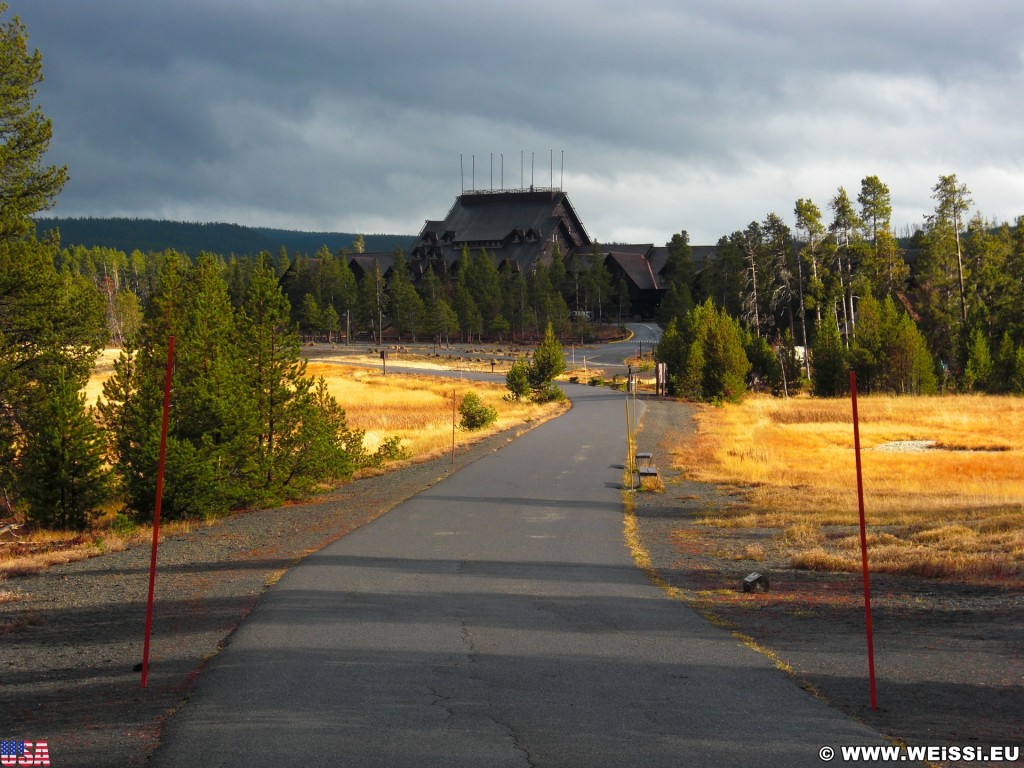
[411, 189, 592, 274]
[605, 249, 665, 292]
[349, 252, 396, 279]
[691, 245, 718, 271]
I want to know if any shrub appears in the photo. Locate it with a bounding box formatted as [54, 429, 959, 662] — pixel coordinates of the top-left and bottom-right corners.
[109, 512, 138, 537]
[505, 358, 531, 401]
[531, 383, 566, 403]
[369, 436, 411, 466]
[458, 392, 498, 431]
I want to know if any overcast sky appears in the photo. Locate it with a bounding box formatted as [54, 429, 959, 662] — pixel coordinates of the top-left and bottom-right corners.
[16, 0, 1024, 245]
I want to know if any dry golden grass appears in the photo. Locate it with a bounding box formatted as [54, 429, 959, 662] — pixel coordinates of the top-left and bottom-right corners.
[0, 519, 198, 580]
[82, 347, 121, 406]
[672, 395, 1024, 583]
[82, 349, 565, 463]
[305, 363, 566, 461]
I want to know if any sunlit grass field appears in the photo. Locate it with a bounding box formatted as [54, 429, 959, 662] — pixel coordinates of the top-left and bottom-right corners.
[671, 395, 1024, 583]
[304, 362, 566, 460]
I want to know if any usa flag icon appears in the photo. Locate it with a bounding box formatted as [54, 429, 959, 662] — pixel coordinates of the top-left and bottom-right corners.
[0, 742, 23, 758]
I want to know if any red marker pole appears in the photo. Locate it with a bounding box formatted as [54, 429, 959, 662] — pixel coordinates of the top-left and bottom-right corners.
[850, 370, 878, 711]
[142, 336, 175, 688]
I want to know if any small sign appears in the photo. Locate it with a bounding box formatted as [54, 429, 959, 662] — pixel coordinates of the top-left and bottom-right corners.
[743, 572, 770, 593]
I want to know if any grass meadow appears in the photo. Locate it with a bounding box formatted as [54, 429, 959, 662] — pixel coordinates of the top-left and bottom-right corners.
[303, 361, 566, 460]
[671, 395, 1024, 584]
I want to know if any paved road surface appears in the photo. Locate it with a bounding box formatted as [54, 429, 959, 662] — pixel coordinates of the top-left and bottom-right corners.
[153, 384, 890, 767]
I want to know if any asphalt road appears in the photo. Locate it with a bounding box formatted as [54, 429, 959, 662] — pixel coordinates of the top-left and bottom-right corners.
[153, 384, 890, 767]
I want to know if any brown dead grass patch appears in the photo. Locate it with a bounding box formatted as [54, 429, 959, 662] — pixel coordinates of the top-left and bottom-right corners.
[0, 520, 200, 581]
[82, 347, 121, 406]
[672, 395, 1024, 584]
[304, 363, 566, 461]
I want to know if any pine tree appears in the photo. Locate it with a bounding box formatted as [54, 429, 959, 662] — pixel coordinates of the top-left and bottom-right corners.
[929, 174, 973, 325]
[654, 318, 686, 396]
[237, 259, 310, 492]
[991, 333, 1021, 393]
[299, 293, 321, 339]
[877, 300, 938, 395]
[857, 175, 893, 248]
[21, 373, 112, 530]
[849, 293, 883, 392]
[453, 265, 482, 342]
[656, 300, 749, 402]
[356, 260, 388, 345]
[829, 187, 863, 342]
[811, 311, 849, 397]
[762, 212, 795, 336]
[583, 248, 613, 321]
[700, 302, 750, 402]
[794, 196, 826, 354]
[387, 249, 424, 341]
[0, 4, 68, 241]
[963, 329, 993, 392]
[663, 231, 695, 291]
[528, 322, 566, 398]
[738, 221, 764, 337]
[1, 238, 106, 509]
[505, 358, 530, 401]
[465, 248, 503, 332]
[102, 252, 242, 519]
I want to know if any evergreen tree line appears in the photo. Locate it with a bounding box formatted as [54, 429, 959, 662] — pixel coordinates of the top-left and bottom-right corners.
[656, 174, 1024, 400]
[98, 252, 407, 527]
[56, 240, 627, 349]
[271, 241, 623, 345]
[36, 216, 414, 262]
[4, 245, 407, 529]
[2, 239, 388, 530]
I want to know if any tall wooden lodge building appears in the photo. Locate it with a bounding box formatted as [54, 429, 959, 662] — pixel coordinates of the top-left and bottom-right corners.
[353, 183, 687, 317]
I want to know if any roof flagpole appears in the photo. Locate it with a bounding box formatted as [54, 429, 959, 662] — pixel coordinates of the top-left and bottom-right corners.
[460, 154, 464, 194]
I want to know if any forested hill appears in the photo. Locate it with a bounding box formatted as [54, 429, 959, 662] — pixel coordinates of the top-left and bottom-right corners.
[33, 217, 416, 257]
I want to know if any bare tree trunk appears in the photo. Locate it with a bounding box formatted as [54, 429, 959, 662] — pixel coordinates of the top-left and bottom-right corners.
[955, 227, 968, 323]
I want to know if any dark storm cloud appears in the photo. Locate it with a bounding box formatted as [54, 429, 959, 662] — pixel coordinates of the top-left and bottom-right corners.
[14, 0, 1024, 243]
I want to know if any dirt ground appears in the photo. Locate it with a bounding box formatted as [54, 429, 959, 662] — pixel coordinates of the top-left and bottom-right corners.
[630, 397, 1023, 766]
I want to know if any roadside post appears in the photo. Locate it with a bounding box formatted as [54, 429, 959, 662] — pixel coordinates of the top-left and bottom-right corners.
[141, 336, 174, 688]
[850, 370, 879, 711]
[625, 395, 634, 492]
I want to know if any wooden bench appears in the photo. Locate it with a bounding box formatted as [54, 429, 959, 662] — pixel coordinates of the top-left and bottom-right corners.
[635, 452, 654, 468]
[637, 467, 659, 478]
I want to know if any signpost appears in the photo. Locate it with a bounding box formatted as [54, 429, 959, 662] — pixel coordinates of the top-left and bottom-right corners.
[850, 370, 878, 711]
[141, 336, 174, 688]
